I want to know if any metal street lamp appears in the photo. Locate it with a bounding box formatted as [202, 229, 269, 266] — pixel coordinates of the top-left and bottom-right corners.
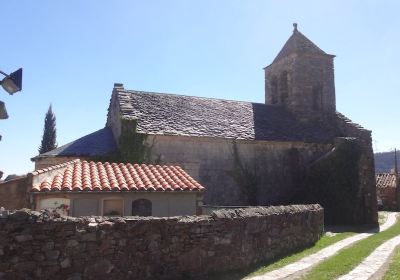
[0, 68, 23, 120]
[0, 68, 23, 94]
[0, 101, 7, 119]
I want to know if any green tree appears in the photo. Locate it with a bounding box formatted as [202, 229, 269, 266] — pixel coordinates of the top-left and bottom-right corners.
[38, 105, 57, 154]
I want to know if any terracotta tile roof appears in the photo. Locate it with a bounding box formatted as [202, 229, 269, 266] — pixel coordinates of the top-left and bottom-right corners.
[31, 159, 204, 193]
[109, 89, 336, 143]
[376, 173, 398, 189]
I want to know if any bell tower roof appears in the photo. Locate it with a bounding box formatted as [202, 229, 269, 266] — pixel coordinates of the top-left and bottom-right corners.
[272, 23, 332, 64]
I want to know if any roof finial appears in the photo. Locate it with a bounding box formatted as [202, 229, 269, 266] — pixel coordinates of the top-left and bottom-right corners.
[293, 23, 298, 32]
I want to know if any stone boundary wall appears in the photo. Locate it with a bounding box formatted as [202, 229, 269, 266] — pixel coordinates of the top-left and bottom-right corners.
[0, 204, 323, 280]
[0, 177, 30, 210]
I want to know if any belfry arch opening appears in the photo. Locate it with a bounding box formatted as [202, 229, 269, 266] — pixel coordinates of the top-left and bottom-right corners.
[312, 83, 323, 111]
[279, 71, 289, 104]
[270, 76, 278, 104]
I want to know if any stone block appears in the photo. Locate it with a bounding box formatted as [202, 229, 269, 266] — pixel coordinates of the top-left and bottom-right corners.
[14, 234, 33, 242]
[45, 250, 60, 261]
[84, 259, 114, 276]
[66, 239, 79, 247]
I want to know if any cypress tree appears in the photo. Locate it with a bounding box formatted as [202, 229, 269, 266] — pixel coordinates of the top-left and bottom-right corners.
[38, 105, 57, 154]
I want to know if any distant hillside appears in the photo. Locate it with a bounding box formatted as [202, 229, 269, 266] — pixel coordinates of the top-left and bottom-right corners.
[374, 151, 399, 173]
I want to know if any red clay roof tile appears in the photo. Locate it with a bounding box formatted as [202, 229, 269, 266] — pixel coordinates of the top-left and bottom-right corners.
[376, 173, 398, 189]
[31, 159, 205, 193]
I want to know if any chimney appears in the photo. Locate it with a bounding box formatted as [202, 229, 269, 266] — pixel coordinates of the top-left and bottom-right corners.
[113, 83, 124, 89]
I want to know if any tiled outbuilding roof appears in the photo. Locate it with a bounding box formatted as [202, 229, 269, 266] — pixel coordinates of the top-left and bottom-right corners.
[33, 128, 117, 159]
[113, 89, 336, 143]
[31, 159, 204, 193]
[376, 173, 398, 189]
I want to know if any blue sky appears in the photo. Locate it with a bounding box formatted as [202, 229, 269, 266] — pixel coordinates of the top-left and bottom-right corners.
[1, 0, 399, 176]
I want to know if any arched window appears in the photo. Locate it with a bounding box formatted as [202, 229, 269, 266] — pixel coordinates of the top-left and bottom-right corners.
[270, 76, 278, 104]
[279, 71, 289, 104]
[132, 199, 152, 216]
[312, 83, 323, 110]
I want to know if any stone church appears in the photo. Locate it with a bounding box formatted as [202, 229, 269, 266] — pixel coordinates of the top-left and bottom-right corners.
[32, 24, 377, 225]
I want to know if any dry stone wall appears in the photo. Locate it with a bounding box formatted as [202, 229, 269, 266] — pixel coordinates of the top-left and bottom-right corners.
[0, 204, 323, 280]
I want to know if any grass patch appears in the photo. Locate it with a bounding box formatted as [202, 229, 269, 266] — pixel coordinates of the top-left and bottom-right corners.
[245, 232, 355, 278]
[383, 246, 400, 280]
[209, 232, 355, 280]
[302, 218, 400, 280]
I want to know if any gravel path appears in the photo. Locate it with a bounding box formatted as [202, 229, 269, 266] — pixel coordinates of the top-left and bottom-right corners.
[246, 212, 398, 280]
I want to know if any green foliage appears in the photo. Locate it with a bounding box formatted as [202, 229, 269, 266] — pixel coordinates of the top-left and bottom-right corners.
[211, 231, 356, 280]
[38, 105, 57, 154]
[227, 140, 259, 205]
[94, 119, 155, 164]
[117, 128, 150, 163]
[246, 231, 356, 278]
[383, 246, 400, 280]
[301, 139, 362, 224]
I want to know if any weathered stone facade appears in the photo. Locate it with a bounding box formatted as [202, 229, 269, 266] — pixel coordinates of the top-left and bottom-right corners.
[0, 205, 323, 280]
[30, 24, 378, 225]
[264, 25, 336, 120]
[145, 135, 332, 206]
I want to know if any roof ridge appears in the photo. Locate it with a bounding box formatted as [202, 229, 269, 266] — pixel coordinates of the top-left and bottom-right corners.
[30, 159, 81, 176]
[76, 160, 190, 170]
[118, 88, 271, 106]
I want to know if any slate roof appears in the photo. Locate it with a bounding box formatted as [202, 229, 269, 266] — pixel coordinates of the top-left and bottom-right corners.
[114, 89, 335, 143]
[31, 159, 204, 193]
[376, 173, 398, 189]
[34, 128, 117, 158]
[272, 27, 330, 64]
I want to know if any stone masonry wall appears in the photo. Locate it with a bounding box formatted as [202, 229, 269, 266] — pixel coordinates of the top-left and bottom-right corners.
[265, 54, 336, 118]
[336, 114, 378, 224]
[0, 177, 30, 209]
[377, 186, 397, 211]
[147, 135, 332, 206]
[0, 204, 323, 280]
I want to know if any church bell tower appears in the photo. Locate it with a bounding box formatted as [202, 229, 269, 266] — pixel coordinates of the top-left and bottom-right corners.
[264, 23, 336, 120]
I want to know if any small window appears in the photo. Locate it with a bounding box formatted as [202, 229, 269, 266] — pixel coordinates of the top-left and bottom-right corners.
[103, 199, 123, 216]
[132, 199, 152, 216]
